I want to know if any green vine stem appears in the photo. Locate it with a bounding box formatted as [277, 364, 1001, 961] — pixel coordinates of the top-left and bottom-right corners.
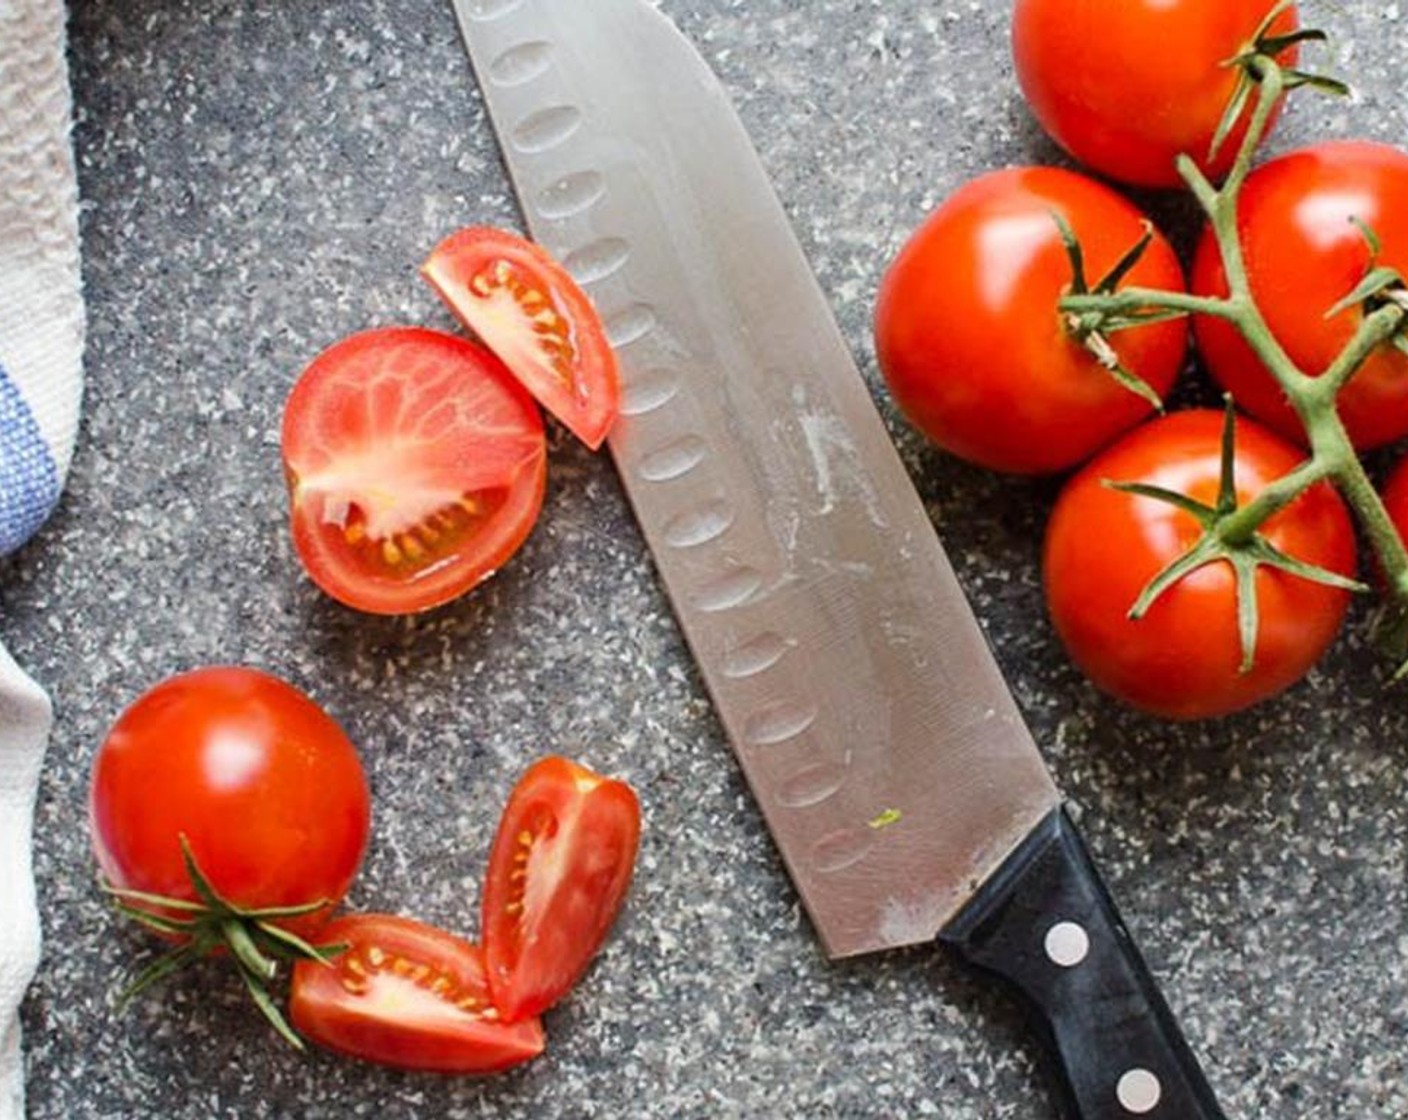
[1060, 50, 1408, 654]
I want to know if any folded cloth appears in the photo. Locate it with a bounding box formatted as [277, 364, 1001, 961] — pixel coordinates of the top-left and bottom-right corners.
[0, 0, 87, 1117]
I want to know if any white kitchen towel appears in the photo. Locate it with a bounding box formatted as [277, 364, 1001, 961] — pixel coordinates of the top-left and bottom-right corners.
[0, 1, 87, 1118]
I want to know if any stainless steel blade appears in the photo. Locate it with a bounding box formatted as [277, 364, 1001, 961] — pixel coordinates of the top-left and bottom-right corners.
[452, 0, 1059, 959]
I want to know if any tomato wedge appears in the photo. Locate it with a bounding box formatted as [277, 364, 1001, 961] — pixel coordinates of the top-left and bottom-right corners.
[290, 914, 546, 1074]
[281, 326, 547, 615]
[422, 227, 621, 450]
[483, 757, 641, 1022]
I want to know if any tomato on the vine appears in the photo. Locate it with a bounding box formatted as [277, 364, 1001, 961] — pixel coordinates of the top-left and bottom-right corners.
[482, 757, 641, 1023]
[89, 666, 371, 939]
[1012, 0, 1298, 188]
[281, 326, 547, 616]
[1044, 410, 1357, 720]
[1192, 141, 1408, 451]
[290, 914, 546, 1074]
[423, 227, 621, 450]
[874, 167, 1187, 475]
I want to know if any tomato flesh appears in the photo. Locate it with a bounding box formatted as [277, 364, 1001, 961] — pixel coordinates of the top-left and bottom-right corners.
[423, 227, 621, 450]
[483, 757, 641, 1022]
[875, 167, 1187, 474]
[88, 666, 371, 939]
[291, 914, 545, 1073]
[1013, 0, 1297, 188]
[1043, 410, 1356, 720]
[1192, 141, 1408, 451]
[282, 326, 547, 615]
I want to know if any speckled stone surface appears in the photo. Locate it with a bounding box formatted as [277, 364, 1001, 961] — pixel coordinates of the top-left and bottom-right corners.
[6, 1, 1408, 1117]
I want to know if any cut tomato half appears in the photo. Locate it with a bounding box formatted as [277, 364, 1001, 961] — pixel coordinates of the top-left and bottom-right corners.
[483, 756, 641, 1023]
[422, 227, 621, 450]
[290, 913, 546, 1074]
[281, 326, 547, 615]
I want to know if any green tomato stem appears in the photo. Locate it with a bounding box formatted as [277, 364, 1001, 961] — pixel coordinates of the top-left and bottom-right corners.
[1320, 304, 1408, 395]
[1216, 457, 1333, 546]
[1060, 288, 1242, 322]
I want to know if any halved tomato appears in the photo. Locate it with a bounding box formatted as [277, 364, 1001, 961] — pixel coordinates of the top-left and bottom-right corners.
[483, 757, 641, 1023]
[281, 327, 547, 615]
[422, 227, 621, 450]
[290, 913, 545, 1074]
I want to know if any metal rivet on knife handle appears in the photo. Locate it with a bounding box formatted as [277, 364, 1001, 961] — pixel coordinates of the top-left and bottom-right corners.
[1117, 1069, 1163, 1114]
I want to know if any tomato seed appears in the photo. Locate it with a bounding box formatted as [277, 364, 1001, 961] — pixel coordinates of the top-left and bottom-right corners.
[367, 946, 386, 967]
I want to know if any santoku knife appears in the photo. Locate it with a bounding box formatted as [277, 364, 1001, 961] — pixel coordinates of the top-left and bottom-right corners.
[448, 2, 1226, 1117]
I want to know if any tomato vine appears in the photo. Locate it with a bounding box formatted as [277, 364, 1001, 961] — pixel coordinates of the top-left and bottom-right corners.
[1060, 46, 1408, 672]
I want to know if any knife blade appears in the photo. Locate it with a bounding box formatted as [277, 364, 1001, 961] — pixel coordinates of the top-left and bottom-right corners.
[448, 2, 1226, 1117]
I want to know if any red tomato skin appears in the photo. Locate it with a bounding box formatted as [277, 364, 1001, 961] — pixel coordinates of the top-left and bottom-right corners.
[290, 914, 546, 1074]
[483, 757, 641, 1023]
[1386, 458, 1408, 537]
[1013, 0, 1296, 189]
[1044, 411, 1356, 720]
[282, 327, 547, 616]
[1192, 141, 1408, 451]
[423, 227, 621, 450]
[89, 667, 371, 937]
[875, 167, 1187, 475]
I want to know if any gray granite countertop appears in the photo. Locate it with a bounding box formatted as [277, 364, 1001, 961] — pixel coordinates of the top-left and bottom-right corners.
[7, 1, 1408, 1117]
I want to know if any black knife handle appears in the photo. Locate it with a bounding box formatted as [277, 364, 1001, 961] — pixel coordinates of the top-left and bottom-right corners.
[939, 808, 1225, 1120]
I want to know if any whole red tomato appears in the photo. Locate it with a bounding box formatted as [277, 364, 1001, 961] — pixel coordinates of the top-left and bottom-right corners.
[1044, 410, 1356, 720]
[1012, 0, 1297, 188]
[89, 666, 371, 938]
[874, 167, 1187, 475]
[1192, 141, 1408, 451]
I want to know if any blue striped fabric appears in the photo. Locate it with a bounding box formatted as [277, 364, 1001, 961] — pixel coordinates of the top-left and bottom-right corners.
[0, 360, 59, 555]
